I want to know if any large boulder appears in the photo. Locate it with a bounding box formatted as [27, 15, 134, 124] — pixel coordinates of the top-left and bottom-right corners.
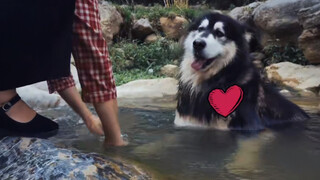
[298, 28, 320, 64]
[265, 62, 320, 94]
[0, 137, 150, 179]
[298, 3, 320, 29]
[98, 1, 123, 43]
[229, 2, 263, 24]
[253, 0, 319, 45]
[298, 3, 320, 64]
[117, 78, 178, 99]
[17, 85, 66, 108]
[196, 0, 257, 10]
[132, 18, 155, 40]
[160, 16, 188, 40]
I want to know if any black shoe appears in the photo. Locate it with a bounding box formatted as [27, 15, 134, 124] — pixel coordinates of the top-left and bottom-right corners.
[0, 94, 59, 138]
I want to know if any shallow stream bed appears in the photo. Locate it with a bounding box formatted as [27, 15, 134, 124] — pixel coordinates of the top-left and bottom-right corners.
[41, 97, 320, 180]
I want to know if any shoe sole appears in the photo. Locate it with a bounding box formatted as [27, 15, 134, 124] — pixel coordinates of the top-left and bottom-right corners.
[0, 128, 59, 139]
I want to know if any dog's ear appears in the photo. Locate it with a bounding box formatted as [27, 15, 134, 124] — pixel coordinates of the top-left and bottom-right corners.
[187, 12, 216, 31]
[187, 13, 207, 31]
[242, 24, 262, 52]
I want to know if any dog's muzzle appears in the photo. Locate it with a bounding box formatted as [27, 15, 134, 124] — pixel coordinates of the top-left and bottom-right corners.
[193, 39, 206, 51]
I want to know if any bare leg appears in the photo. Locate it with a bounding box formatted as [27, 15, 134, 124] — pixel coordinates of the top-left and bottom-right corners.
[93, 99, 127, 146]
[0, 89, 36, 122]
[58, 86, 104, 135]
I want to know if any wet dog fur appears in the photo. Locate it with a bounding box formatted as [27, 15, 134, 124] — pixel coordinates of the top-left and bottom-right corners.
[175, 12, 309, 130]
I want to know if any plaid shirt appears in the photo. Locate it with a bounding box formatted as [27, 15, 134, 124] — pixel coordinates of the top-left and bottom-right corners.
[47, 0, 117, 103]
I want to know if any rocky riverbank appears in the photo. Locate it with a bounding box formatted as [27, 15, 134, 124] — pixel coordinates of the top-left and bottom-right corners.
[0, 137, 150, 179]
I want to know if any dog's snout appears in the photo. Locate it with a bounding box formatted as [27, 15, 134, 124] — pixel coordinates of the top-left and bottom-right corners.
[193, 40, 206, 51]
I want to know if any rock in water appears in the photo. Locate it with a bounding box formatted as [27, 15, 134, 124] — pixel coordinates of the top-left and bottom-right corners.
[0, 137, 150, 180]
[265, 62, 320, 95]
[117, 78, 178, 99]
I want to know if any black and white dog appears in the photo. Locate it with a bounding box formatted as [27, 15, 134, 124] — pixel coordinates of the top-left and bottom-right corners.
[175, 12, 309, 130]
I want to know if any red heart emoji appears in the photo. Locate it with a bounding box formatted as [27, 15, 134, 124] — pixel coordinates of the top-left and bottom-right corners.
[208, 85, 243, 117]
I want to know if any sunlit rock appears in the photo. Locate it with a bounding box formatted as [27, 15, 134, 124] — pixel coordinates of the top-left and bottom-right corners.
[99, 1, 123, 43]
[160, 64, 179, 78]
[160, 16, 188, 40]
[265, 62, 320, 95]
[117, 78, 178, 99]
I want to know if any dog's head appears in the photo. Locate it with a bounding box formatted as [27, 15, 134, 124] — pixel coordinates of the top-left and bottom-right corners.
[181, 12, 253, 85]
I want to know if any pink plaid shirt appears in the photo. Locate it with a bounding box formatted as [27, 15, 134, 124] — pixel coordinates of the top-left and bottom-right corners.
[47, 0, 117, 103]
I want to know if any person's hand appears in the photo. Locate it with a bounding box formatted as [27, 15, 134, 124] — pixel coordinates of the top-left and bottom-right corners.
[84, 114, 104, 136]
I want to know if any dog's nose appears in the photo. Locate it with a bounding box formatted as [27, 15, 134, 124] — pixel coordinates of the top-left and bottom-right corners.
[193, 40, 206, 51]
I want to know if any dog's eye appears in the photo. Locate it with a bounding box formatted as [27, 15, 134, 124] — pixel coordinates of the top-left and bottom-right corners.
[215, 30, 225, 38]
[198, 27, 205, 31]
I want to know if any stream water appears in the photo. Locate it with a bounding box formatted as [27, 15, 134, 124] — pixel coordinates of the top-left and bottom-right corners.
[44, 97, 320, 180]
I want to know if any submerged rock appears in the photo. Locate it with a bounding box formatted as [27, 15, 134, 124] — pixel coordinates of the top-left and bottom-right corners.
[265, 62, 320, 95]
[0, 137, 150, 180]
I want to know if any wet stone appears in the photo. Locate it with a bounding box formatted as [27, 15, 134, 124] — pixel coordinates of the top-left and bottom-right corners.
[0, 137, 150, 180]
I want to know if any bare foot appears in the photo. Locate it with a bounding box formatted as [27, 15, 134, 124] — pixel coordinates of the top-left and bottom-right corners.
[104, 137, 128, 147]
[84, 114, 104, 136]
[94, 99, 125, 146]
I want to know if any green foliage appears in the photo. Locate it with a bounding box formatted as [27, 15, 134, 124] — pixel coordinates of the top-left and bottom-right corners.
[116, 4, 207, 22]
[109, 38, 182, 82]
[115, 5, 133, 24]
[114, 69, 164, 86]
[263, 44, 309, 66]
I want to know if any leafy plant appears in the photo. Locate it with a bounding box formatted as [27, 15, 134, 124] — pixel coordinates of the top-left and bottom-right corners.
[263, 44, 309, 66]
[114, 69, 164, 86]
[109, 38, 182, 74]
[116, 4, 207, 22]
